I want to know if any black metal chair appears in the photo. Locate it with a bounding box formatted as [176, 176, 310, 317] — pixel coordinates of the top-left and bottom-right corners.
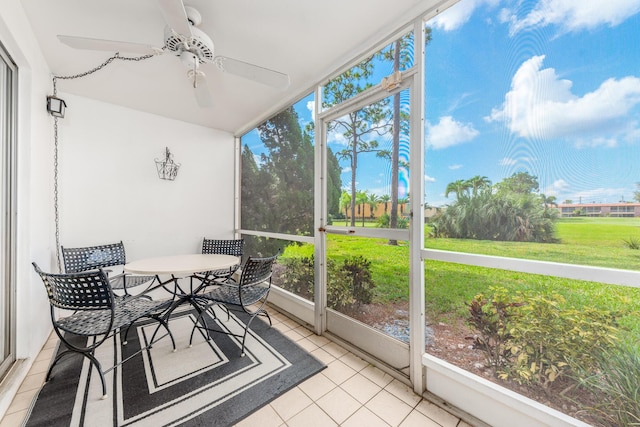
[191, 238, 244, 286]
[33, 262, 175, 399]
[61, 241, 156, 296]
[189, 254, 277, 357]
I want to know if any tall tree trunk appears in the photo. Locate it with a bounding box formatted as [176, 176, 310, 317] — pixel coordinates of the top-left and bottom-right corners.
[389, 40, 401, 245]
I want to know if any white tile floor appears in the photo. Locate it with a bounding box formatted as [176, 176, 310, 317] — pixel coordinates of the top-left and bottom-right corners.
[0, 309, 472, 427]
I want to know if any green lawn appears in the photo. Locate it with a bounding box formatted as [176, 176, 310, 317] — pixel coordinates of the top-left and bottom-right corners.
[282, 217, 640, 344]
[425, 217, 640, 270]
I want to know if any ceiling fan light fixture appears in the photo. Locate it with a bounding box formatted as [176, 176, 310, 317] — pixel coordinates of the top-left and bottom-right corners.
[164, 25, 214, 63]
[180, 50, 199, 68]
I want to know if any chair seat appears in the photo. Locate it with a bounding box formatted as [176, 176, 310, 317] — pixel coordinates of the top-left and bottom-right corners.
[192, 263, 240, 284]
[202, 282, 269, 307]
[56, 297, 172, 336]
[109, 273, 156, 290]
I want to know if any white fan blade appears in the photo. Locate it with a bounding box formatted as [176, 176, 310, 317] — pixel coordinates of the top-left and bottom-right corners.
[214, 56, 290, 90]
[58, 35, 156, 55]
[194, 77, 214, 108]
[158, 0, 193, 38]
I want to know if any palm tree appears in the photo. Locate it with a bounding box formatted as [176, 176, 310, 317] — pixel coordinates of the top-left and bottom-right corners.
[541, 194, 557, 207]
[366, 192, 380, 219]
[355, 191, 368, 226]
[398, 196, 409, 215]
[379, 194, 391, 214]
[466, 175, 491, 197]
[445, 179, 470, 200]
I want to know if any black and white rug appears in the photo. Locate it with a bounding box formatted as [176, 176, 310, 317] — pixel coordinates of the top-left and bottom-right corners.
[25, 306, 325, 426]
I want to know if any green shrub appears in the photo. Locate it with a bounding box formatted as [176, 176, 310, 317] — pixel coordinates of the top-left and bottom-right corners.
[341, 255, 375, 304]
[467, 287, 523, 370]
[622, 236, 640, 250]
[468, 287, 620, 390]
[376, 212, 390, 228]
[502, 293, 619, 389]
[278, 256, 314, 300]
[327, 259, 354, 310]
[397, 217, 409, 229]
[278, 254, 376, 310]
[573, 343, 640, 427]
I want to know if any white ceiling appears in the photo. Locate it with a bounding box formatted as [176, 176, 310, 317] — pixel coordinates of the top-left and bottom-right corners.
[21, 0, 439, 134]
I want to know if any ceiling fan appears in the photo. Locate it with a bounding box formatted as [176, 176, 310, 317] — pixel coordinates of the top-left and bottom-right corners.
[57, 0, 291, 107]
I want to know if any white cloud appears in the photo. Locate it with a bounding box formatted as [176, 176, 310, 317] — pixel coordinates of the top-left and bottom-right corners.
[486, 55, 640, 146]
[426, 116, 479, 149]
[307, 100, 315, 117]
[499, 157, 517, 166]
[543, 179, 627, 203]
[425, 175, 436, 183]
[328, 130, 349, 146]
[448, 164, 463, 170]
[430, 0, 499, 31]
[543, 179, 570, 197]
[503, 0, 640, 35]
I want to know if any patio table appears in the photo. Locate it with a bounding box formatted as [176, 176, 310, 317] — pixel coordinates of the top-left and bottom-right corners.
[124, 254, 240, 340]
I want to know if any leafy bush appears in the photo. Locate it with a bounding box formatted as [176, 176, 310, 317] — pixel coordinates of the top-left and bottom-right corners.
[573, 344, 640, 427]
[326, 259, 354, 310]
[278, 255, 376, 310]
[376, 212, 390, 228]
[375, 212, 409, 229]
[503, 294, 619, 389]
[433, 190, 558, 242]
[467, 287, 523, 370]
[468, 287, 620, 390]
[341, 255, 375, 304]
[277, 256, 314, 300]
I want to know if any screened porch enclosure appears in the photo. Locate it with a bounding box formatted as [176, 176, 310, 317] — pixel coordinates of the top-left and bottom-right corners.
[2, 0, 640, 426]
[237, 1, 640, 426]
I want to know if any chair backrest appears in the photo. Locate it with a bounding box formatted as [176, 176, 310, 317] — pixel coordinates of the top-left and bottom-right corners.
[201, 238, 244, 257]
[238, 254, 278, 288]
[32, 262, 114, 311]
[61, 241, 126, 273]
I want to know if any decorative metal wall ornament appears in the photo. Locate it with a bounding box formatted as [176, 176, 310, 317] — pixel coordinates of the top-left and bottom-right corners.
[155, 147, 180, 180]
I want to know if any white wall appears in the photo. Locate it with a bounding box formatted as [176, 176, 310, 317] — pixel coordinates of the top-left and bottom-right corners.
[0, 0, 235, 418]
[56, 93, 235, 260]
[0, 0, 60, 417]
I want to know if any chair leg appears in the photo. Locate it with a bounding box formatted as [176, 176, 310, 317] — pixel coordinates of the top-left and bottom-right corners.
[240, 313, 261, 357]
[47, 348, 108, 399]
[238, 302, 271, 356]
[122, 325, 132, 345]
[84, 351, 109, 399]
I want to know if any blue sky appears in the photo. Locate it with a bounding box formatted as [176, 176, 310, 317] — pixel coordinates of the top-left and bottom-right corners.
[424, 0, 640, 207]
[244, 0, 640, 208]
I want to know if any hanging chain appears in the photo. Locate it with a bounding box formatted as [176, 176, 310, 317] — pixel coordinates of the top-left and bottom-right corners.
[52, 51, 158, 271]
[53, 116, 61, 271]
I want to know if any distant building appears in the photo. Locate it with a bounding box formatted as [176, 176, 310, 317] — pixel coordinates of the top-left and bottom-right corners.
[555, 203, 640, 217]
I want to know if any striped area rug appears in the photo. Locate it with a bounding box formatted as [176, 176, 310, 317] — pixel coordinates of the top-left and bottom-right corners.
[25, 306, 324, 426]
